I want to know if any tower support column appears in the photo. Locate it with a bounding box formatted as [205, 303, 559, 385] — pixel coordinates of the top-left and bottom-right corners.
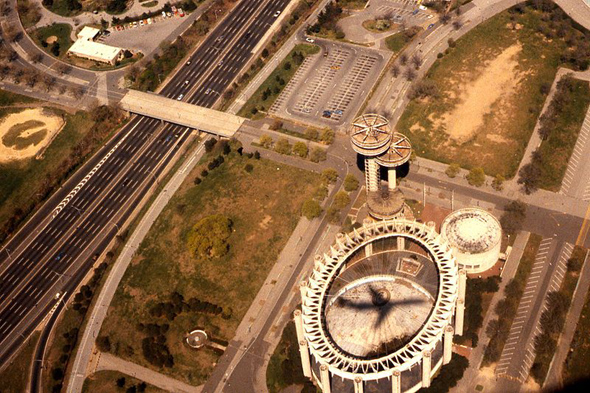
[397, 236, 405, 250]
[455, 298, 465, 336]
[388, 168, 396, 190]
[354, 377, 364, 393]
[444, 325, 454, 364]
[320, 364, 331, 393]
[391, 370, 401, 393]
[365, 242, 373, 257]
[422, 350, 431, 388]
[365, 158, 380, 192]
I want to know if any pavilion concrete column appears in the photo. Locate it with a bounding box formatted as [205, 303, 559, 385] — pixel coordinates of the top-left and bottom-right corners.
[391, 370, 401, 393]
[455, 298, 465, 336]
[444, 325, 454, 365]
[320, 364, 331, 393]
[354, 377, 364, 393]
[299, 281, 308, 304]
[422, 350, 431, 388]
[397, 236, 405, 251]
[365, 242, 373, 257]
[365, 158, 380, 192]
[458, 269, 467, 301]
[388, 168, 396, 190]
[299, 340, 312, 378]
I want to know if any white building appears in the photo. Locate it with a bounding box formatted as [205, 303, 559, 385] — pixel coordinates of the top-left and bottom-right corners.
[67, 26, 123, 65]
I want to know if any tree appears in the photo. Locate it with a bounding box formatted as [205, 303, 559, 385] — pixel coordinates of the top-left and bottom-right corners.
[333, 191, 350, 209]
[244, 163, 253, 172]
[404, 67, 416, 81]
[274, 138, 292, 155]
[466, 167, 485, 187]
[411, 53, 422, 69]
[270, 119, 283, 130]
[187, 215, 233, 259]
[445, 163, 460, 178]
[391, 64, 400, 77]
[116, 377, 126, 388]
[72, 85, 86, 99]
[326, 206, 341, 224]
[320, 128, 335, 144]
[500, 200, 527, 236]
[304, 128, 319, 141]
[492, 174, 505, 191]
[517, 162, 540, 194]
[259, 134, 273, 149]
[343, 174, 359, 191]
[452, 19, 463, 30]
[321, 168, 338, 184]
[315, 184, 328, 201]
[301, 199, 322, 220]
[96, 335, 111, 352]
[441, 13, 451, 24]
[204, 137, 217, 152]
[309, 147, 327, 163]
[292, 141, 308, 158]
[56, 62, 71, 75]
[400, 53, 408, 65]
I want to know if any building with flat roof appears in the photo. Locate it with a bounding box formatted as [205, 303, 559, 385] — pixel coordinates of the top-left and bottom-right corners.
[67, 26, 123, 65]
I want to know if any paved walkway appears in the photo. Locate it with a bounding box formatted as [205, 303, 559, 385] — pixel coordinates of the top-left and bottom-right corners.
[66, 135, 206, 393]
[544, 251, 590, 391]
[95, 352, 203, 393]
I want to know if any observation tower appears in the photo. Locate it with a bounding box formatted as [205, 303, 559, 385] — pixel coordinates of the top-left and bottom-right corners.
[349, 114, 412, 220]
[295, 219, 466, 393]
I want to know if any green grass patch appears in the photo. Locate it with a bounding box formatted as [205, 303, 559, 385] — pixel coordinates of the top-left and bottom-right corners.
[101, 146, 321, 385]
[362, 19, 393, 33]
[0, 332, 39, 393]
[384, 31, 410, 53]
[238, 44, 319, 118]
[528, 77, 590, 191]
[0, 89, 36, 107]
[83, 370, 166, 393]
[483, 233, 542, 365]
[44, 0, 83, 17]
[34, 24, 73, 58]
[396, 4, 589, 178]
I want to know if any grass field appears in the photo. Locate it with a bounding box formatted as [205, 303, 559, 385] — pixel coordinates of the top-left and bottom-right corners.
[83, 371, 167, 393]
[0, 332, 39, 393]
[535, 77, 590, 191]
[100, 146, 321, 385]
[0, 89, 36, 106]
[34, 24, 73, 58]
[238, 44, 319, 119]
[0, 107, 92, 235]
[384, 28, 421, 55]
[396, 5, 588, 178]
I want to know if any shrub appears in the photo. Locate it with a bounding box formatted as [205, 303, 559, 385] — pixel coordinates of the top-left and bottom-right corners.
[304, 128, 319, 141]
[321, 168, 338, 184]
[204, 138, 217, 152]
[187, 215, 233, 259]
[254, 151, 261, 159]
[333, 191, 350, 209]
[116, 377, 126, 388]
[193, 177, 201, 185]
[274, 138, 292, 155]
[96, 335, 111, 352]
[314, 184, 328, 201]
[326, 206, 341, 224]
[445, 163, 460, 178]
[492, 174, 505, 191]
[270, 119, 283, 130]
[320, 128, 335, 144]
[466, 167, 486, 187]
[259, 134, 273, 148]
[343, 174, 359, 191]
[293, 141, 308, 158]
[310, 147, 327, 163]
[201, 169, 208, 177]
[244, 163, 254, 172]
[301, 199, 322, 220]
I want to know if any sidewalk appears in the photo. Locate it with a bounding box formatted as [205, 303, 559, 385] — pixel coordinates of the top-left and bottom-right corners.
[450, 231, 531, 393]
[95, 352, 202, 393]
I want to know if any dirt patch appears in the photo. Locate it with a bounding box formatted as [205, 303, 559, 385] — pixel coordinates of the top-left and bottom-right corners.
[259, 214, 272, 229]
[437, 43, 524, 143]
[45, 35, 58, 44]
[0, 108, 65, 163]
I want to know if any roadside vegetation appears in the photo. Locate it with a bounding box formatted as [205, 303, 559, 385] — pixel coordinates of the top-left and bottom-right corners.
[530, 247, 588, 384]
[16, 0, 42, 28]
[306, 1, 345, 39]
[0, 102, 126, 247]
[421, 354, 469, 393]
[483, 233, 542, 365]
[82, 370, 166, 393]
[266, 320, 316, 393]
[396, 2, 590, 178]
[384, 27, 421, 55]
[518, 77, 590, 193]
[238, 44, 319, 118]
[0, 332, 39, 393]
[456, 277, 500, 347]
[100, 140, 321, 385]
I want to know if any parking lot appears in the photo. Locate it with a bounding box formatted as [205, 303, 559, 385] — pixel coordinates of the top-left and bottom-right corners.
[270, 41, 389, 127]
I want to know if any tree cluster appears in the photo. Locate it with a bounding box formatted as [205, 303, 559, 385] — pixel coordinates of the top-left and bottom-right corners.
[187, 215, 233, 259]
[147, 291, 225, 322]
[456, 277, 500, 347]
[499, 200, 527, 236]
[307, 1, 344, 38]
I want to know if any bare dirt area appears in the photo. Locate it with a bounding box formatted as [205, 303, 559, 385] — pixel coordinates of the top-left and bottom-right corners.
[439, 43, 523, 143]
[0, 108, 65, 163]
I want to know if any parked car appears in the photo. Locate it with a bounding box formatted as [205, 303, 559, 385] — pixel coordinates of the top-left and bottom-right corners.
[419, 5, 427, 10]
[167, 12, 172, 17]
[177, 93, 184, 100]
[147, 18, 152, 24]
[205, 88, 211, 95]
[162, 11, 167, 18]
[305, 37, 314, 43]
[139, 20, 144, 26]
[273, 10, 281, 17]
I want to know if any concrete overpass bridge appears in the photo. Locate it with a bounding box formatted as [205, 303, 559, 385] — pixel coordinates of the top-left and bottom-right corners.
[119, 90, 245, 137]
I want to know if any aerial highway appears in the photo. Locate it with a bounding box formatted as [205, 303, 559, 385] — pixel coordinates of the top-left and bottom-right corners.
[0, 0, 289, 370]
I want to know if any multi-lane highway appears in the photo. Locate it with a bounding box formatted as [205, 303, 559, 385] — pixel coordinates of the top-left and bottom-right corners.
[0, 0, 290, 369]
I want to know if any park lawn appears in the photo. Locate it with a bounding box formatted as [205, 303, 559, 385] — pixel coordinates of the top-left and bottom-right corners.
[0, 332, 39, 393]
[396, 5, 587, 178]
[34, 24, 73, 58]
[0, 108, 92, 234]
[535, 78, 590, 191]
[83, 371, 167, 393]
[238, 44, 319, 118]
[0, 89, 37, 106]
[101, 148, 322, 385]
[384, 29, 420, 55]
